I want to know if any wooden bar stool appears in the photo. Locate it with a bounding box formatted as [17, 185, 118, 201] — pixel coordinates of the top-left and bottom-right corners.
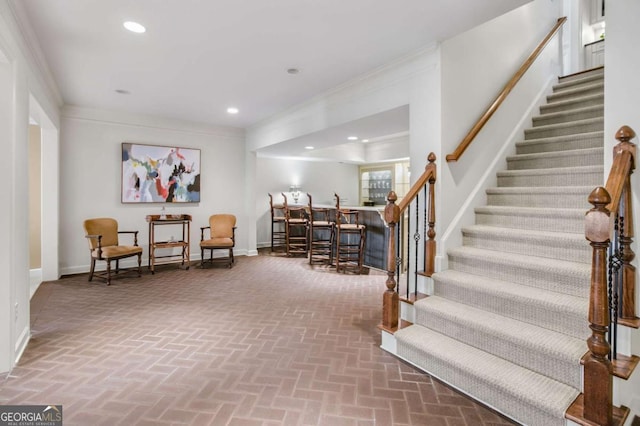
[268, 193, 287, 252]
[282, 193, 309, 256]
[334, 193, 366, 274]
[307, 193, 335, 265]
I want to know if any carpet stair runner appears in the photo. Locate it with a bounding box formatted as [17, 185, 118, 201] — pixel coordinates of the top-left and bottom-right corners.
[395, 67, 605, 426]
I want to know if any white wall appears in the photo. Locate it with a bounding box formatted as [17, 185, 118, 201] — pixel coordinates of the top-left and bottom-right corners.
[438, 0, 563, 256]
[59, 106, 246, 275]
[0, 0, 62, 373]
[255, 158, 358, 247]
[605, 0, 640, 416]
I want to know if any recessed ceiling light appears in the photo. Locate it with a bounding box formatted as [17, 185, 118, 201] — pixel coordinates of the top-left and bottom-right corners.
[287, 68, 300, 75]
[123, 21, 146, 33]
[227, 107, 239, 114]
[361, 139, 369, 143]
[115, 89, 130, 95]
[305, 146, 314, 150]
[347, 136, 358, 141]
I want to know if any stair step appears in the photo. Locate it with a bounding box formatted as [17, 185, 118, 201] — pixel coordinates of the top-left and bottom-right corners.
[553, 73, 604, 93]
[515, 131, 603, 155]
[525, 118, 603, 140]
[507, 147, 603, 170]
[433, 269, 589, 339]
[447, 246, 590, 298]
[546, 82, 604, 103]
[475, 206, 585, 233]
[413, 296, 586, 388]
[395, 325, 580, 426]
[558, 67, 604, 84]
[540, 94, 603, 115]
[497, 165, 603, 187]
[486, 186, 593, 209]
[461, 224, 590, 264]
[532, 105, 603, 126]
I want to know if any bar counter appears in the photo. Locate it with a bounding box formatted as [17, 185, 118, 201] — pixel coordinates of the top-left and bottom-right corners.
[315, 204, 388, 271]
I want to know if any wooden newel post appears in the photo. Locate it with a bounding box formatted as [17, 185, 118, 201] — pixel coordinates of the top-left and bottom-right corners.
[584, 186, 613, 425]
[382, 191, 400, 331]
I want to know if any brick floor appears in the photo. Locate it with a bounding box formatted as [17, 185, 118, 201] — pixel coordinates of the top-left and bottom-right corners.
[0, 251, 516, 425]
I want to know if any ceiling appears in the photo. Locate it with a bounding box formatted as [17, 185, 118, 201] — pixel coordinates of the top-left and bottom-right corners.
[15, 0, 530, 156]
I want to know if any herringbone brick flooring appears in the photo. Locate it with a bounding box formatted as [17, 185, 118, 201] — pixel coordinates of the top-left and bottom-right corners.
[0, 251, 515, 425]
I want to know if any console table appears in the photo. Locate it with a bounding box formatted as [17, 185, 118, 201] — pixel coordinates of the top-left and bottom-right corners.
[145, 214, 192, 273]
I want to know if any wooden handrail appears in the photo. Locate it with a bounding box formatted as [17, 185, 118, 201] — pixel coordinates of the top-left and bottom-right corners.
[398, 153, 437, 213]
[605, 126, 636, 213]
[446, 17, 567, 162]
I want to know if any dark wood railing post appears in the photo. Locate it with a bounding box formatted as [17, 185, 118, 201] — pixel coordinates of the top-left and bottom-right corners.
[584, 186, 613, 426]
[424, 153, 437, 276]
[382, 191, 400, 331]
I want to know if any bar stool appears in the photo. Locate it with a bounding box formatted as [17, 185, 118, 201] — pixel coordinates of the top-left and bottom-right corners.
[268, 193, 287, 252]
[307, 193, 335, 265]
[334, 193, 366, 274]
[282, 192, 309, 256]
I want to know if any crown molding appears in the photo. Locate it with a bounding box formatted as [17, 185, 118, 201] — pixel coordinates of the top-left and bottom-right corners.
[62, 105, 245, 139]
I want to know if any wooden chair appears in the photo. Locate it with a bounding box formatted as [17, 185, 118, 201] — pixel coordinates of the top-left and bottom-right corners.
[282, 193, 309, 256]
[307, 193, 334, 265]
[334, 193, 366, 274]
[83, 218, 143, 285]
[200, 214, 237, 268]
[268, 193, 287, 252]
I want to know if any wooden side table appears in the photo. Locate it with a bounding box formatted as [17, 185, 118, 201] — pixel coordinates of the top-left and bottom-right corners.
[145, 214, 192, 273]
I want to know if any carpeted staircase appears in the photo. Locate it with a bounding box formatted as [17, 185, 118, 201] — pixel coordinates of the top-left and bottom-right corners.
[395, 67, 605, 426]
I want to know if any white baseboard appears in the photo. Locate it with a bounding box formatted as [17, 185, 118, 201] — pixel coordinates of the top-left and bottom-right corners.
[14, 326, 30, 365]
[60, 249, 249, 276]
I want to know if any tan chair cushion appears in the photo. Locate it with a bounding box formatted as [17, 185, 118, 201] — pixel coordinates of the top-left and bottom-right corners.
[201, 238, 234, 248]
[93, 245, 142, 259]
[312, 221, 333, 226]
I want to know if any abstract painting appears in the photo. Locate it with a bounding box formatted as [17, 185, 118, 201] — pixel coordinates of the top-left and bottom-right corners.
[122, 143, 201, 203]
